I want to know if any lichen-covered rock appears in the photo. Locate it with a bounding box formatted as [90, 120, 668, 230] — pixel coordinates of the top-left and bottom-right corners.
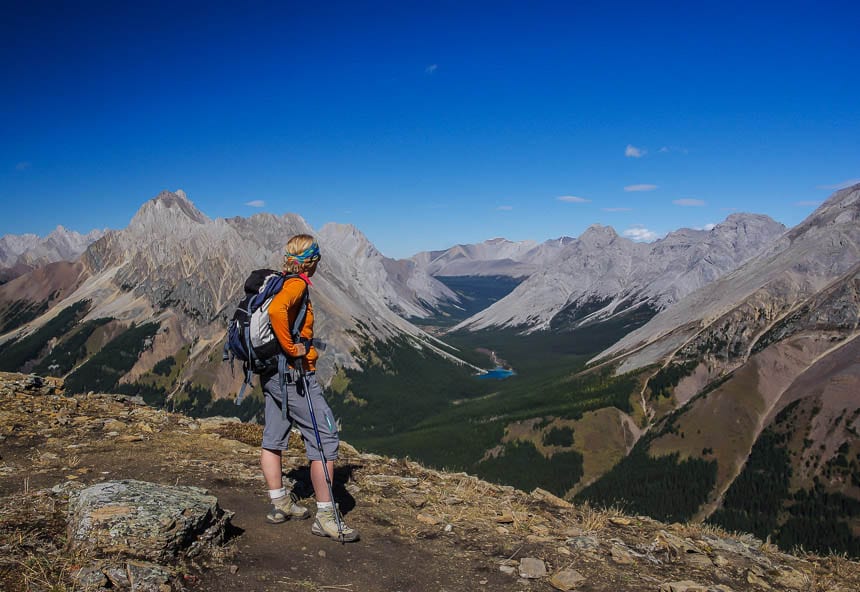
[67, 479, 233, 563]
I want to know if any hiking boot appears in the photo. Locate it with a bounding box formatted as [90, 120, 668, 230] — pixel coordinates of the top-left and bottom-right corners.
[266, 491, 311, 523]
[311, 505, 360, 542]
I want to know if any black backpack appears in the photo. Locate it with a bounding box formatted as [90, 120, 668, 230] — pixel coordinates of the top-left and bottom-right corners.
[222, 269, 308, 405]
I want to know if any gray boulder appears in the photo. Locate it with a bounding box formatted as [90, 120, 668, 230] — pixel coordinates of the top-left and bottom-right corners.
[67, 479, 233, 563]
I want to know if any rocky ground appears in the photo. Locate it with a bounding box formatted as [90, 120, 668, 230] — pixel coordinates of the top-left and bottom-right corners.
[1, 371, 859, 592]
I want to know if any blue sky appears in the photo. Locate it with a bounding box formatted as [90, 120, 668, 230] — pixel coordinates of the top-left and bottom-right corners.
[2, 1, 858, 258]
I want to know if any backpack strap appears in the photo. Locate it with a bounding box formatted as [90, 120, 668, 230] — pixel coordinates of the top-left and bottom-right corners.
[277, 276, 310, 419]
[292, 285, 309, 341]
[235, 324, 257, 406]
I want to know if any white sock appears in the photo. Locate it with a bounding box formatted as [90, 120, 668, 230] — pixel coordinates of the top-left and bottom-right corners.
[316, 501, 333, 511]
[269, 487, 287, 500]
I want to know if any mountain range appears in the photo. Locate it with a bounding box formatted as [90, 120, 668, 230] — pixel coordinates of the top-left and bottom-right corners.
[1, 183, 858, 556]
[0, 225, 105, 283]
[451, 214, 786, 333]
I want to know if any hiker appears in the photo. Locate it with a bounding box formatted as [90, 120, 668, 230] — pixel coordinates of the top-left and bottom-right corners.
[259, 234, 359, 542]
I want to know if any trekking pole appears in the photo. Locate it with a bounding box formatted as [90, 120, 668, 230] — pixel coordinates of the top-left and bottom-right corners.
[294, 354, 344, 542]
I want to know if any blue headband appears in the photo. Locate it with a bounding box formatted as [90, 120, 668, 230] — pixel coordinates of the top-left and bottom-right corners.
[285, 242, 320, 265]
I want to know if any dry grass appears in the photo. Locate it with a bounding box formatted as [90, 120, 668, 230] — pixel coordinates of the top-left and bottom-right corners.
[686, 520, 737, 540]
[577, 501, 626, 533]
[0, 491, 82, 592]
[811, 551, 860, 581]
[7, 552, 78, 592]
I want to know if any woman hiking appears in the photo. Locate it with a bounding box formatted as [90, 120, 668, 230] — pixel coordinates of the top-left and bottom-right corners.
[260, 233, 359, 542]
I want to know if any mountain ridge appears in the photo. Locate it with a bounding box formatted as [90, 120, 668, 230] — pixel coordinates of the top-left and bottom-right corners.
[0, 225, 106, 282]
[452, 213, 786, 333]
[0, 190, 480, 399]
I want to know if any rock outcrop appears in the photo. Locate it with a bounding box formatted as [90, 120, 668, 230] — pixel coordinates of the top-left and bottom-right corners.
[67, 480, 232, 562]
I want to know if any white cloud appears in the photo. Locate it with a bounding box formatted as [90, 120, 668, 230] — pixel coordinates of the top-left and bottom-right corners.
[15, 161, 31, 170]
[623, 225, 659, 242]
[245, 200, 266, 208]
[673, 198, 705, 207]
[816, 178, 860, 190]
[425, 64, 438, 74]
[795, 200, 822, 207]
[603, 207, 632, 212]
[659, 147, 670, 153]
[624, 184, 657, 192]
[557, 195, 591, 203]
[625, 144, 645, 158]
[695, 223, 717, 231]
[497, 205, 513, 211]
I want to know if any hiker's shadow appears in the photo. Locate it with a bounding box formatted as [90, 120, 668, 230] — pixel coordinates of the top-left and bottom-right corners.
[285, 463, 361, 515]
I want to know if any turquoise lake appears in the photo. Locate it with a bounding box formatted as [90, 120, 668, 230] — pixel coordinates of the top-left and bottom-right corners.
[478, 368, 515, 380]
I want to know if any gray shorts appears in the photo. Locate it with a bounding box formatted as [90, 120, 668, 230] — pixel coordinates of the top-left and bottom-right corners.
[261, 369, 339, 461]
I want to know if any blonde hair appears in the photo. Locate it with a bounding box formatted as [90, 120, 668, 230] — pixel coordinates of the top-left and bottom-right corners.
[283, 234, 320, 274]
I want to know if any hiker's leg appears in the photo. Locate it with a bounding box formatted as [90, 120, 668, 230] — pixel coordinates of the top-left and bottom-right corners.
[310, 459, 335, 502]
[261, 369, 295, 465]
[262, 445, 310, 522]
[261, 448, 284, 490]
[260, 371, 310, 522]
[290, 374, 358, 540]
[288, 372, 340, 467]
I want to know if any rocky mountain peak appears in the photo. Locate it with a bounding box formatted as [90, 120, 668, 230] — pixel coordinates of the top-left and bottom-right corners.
[129, 189, 210, 231]
[319, 222, 386, 264]
[578, 224, 619, 246]
[787, 183, 860, 241]
[410, 236, 543, 277]
[317, 221, 458, 321]
[712, 212, 786, 239]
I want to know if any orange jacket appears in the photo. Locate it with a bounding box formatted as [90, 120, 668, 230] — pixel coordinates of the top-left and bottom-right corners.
[269, 276, 317, 372]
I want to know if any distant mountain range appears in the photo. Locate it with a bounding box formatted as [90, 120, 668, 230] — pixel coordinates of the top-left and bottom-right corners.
[0, 225, 105, 282]
[0, 191, 782, 388]
[449, 214, 786, 333]
[0, 189, 472, 393]
[1, 183, 858, 556]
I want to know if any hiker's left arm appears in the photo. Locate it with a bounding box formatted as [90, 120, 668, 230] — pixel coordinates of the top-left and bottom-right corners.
[270, 285, 303, 358]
